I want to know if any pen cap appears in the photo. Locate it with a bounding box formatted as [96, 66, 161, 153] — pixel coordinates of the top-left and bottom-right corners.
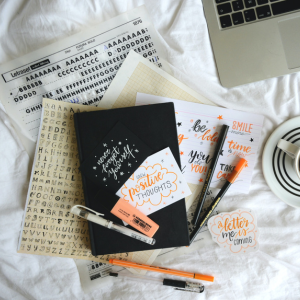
[70, 206, 82, 217]
[163, 279, 186, 288]
[163, 279, 205, 293]
[70, 205, 107, 226]
[227, 158, 248, 184]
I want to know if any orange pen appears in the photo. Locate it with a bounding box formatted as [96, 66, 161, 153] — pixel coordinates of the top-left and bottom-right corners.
[109, 259, 214, 282]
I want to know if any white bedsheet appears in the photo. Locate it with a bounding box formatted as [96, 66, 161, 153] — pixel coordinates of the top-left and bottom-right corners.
[1, 0, 300, 299]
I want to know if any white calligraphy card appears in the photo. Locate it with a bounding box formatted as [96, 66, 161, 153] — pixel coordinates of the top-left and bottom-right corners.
[116, 147, 191, 216]
[136, 93, 264, 193]
[208, 208, 259, 254]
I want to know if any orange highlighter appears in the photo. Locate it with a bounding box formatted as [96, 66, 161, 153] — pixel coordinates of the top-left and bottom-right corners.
[109, 259, 214, 282]
[198, 158, 248, 230]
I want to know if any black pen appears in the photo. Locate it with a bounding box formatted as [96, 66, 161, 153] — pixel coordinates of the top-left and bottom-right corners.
[192, 124, 229, 226]
[189, 158, 247, 244]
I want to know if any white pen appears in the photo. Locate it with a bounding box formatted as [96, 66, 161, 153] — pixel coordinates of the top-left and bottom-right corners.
[109, 272, 205, 293]
[70, 205, 156, 245]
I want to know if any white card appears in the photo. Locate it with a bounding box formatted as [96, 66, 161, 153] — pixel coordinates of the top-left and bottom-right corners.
[136, 93, 264, 193]
[207, 208, 259, 254]
[116, 147, 191, 216]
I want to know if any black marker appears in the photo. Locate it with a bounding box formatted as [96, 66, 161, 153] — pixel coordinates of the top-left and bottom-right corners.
[192, 124, 229, 226]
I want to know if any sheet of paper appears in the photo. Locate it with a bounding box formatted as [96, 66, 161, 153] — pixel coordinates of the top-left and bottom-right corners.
[74, 260, 115, 293]
[75, 260, 150, 293]
[75, 258, 160, 293]
[17, 98, 161, 268]
[99, 50, 215, 110]
[0, 5, 169, 157]
[136, 93, 264, 193]
[116, 147, 191, 216]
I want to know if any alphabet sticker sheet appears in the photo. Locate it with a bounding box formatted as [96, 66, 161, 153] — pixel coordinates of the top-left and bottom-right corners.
[136, 93, 264, 193]
[17, 98, 160, 265]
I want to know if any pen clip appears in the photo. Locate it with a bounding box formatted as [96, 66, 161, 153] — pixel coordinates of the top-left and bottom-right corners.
[71, 205, 105, 216]
[174, 287, 205, 293]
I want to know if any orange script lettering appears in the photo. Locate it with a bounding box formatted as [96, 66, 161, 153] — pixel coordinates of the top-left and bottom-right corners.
[128, 172, 164, 201]
[232, 121, 253, 133]
[217, 171, 230, 179]
[191, 164, 207, 173]
[178, 134, 188, 145]
[198, 129, 219, 142]
[218, 217, 250, 236]
[228, 140, 251, 153]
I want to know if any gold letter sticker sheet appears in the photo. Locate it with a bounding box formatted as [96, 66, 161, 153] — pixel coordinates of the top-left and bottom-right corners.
[18, 98, 159, 265]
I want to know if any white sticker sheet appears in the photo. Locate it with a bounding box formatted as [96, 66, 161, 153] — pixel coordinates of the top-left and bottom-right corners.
[116, 147, 191, 216]
[0, 6, 169, 150]
[74, 260, 115, 294]
[136, 93, 264, 193]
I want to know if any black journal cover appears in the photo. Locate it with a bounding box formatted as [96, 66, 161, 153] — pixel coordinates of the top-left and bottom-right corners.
[74, 103, 190, 255]
[79, 122, 153, 192]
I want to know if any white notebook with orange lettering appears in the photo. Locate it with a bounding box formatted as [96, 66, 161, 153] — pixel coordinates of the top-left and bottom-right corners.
[136, 93, 264, 193]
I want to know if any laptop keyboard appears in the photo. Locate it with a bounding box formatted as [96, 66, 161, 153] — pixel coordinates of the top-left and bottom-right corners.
[216, 0, 300, 29]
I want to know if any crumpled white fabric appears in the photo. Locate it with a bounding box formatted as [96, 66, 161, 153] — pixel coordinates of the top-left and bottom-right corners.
[0, 0, 300, 299]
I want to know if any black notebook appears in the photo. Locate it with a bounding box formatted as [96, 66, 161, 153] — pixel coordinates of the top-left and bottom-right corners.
[74, 103, 190, 255]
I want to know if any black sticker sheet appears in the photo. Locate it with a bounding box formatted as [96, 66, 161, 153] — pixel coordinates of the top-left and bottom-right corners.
[80, 122, 152, 192]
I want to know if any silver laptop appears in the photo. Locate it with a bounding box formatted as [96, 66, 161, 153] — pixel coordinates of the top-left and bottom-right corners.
[202, 0, 300, 87]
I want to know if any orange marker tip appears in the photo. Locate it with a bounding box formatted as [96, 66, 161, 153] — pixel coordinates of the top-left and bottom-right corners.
[227, 158, 248, 184]
[235, 158, 248, 172]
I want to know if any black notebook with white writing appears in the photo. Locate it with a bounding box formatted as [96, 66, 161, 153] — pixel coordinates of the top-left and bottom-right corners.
[74, 103, 190, 255]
